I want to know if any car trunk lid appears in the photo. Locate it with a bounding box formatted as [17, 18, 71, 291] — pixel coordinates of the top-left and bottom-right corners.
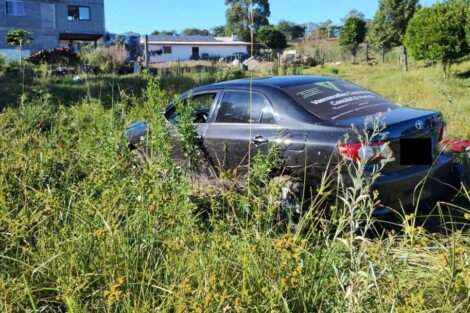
[336, 107, 445, 171]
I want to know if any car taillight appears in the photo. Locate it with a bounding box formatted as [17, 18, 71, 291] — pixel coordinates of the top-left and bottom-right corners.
[338, 141, 394, 162]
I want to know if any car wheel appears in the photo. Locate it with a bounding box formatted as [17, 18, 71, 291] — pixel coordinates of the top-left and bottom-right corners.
[129, 145, 149, 164]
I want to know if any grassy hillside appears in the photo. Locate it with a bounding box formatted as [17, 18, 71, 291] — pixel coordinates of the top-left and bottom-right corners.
[0, 64, 244, 109]
[0, 64, 469, 311]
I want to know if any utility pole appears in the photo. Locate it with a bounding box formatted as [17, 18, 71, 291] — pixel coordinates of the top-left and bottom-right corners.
[144, 35, 149, 68]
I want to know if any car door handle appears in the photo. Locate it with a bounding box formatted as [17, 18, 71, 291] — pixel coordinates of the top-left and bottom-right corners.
[251, 136, 268, 144]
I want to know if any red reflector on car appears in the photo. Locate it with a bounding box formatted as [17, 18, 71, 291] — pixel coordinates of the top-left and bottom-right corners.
[442, 138, 470, 153]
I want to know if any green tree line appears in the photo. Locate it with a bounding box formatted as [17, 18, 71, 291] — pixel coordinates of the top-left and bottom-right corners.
[218, 0, 469, 71]
[341, 0, 469, 75]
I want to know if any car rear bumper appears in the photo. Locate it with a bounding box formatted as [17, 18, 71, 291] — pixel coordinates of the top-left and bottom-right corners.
[372, 153, 461, 212]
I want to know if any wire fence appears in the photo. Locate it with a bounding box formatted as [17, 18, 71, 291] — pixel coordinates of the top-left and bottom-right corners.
[290, 40, 405, 65]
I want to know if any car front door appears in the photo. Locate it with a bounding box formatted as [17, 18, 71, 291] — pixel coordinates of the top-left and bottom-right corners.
[202, 90, 278, 175]
[164, 91, 220, 167]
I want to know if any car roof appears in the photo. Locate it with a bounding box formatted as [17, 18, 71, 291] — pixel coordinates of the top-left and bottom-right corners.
[198, 75, 338, 90]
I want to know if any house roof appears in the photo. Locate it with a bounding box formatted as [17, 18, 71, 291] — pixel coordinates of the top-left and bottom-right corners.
[147, 35, 250, 46]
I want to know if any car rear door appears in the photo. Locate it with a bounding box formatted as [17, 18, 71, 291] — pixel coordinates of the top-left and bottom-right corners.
[202, 89, 278, 174]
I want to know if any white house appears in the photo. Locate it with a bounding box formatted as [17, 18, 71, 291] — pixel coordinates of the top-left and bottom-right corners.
[145, 35, 250, 62]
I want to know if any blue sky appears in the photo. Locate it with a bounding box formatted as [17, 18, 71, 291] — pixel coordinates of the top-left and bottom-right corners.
[105, 0, 437, 34]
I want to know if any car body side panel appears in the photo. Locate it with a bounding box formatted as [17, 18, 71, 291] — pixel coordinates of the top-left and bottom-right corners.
[202, 123, 280, 174]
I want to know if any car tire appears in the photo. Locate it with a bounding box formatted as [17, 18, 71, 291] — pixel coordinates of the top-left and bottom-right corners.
[129, 145, 149, 164]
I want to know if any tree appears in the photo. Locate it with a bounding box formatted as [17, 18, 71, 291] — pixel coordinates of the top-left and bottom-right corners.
[257, 26, 288, 59]
[308, 20, 334, 39]
[277, 20, 306, 40]
[181, 28, 211, 36]
[225, 0, 270, 42]
[290, 25, 306, 40]
[211, 25, 227, 36]
[466, 6, 470, 45]
[341, 9, 366, 23]
[277, 20, 294, 39]
[6, 29, 33, 65]
[151, 30, 178, 36]
[338, 17, 366, 63]
[368, 0, 419, 69]
[404, 0, 469, 77]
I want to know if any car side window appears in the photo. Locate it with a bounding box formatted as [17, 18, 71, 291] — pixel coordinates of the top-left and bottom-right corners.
[189, 93, 215, 111]
[215, 91, 275, 124]
[260, 102, 276, 124]
[166, 92, 217, 123]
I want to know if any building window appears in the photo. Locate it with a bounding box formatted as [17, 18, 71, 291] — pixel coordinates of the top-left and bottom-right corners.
[5, 0, 25, 16]
[67, 5, 90, 21]
[163, 46, 172, 54]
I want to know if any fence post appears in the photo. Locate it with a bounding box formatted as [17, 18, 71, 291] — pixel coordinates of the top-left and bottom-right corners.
[403, 46, 408, 72]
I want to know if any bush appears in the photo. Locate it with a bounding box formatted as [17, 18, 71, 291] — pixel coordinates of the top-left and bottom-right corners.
[84, 44, 131, 74]
[0, 54, 5, 77]
[3, 60, 35, 81]
[339, 17, 367, 62]
[404, 0, 469, 77]
[83, 49, 106, 74]
[25, 47, 80, 66]
[257, 26, 288, 50]
[301, 55, 319, 67]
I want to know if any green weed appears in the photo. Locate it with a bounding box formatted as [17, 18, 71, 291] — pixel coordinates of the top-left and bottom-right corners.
[0, 63, 469, 312]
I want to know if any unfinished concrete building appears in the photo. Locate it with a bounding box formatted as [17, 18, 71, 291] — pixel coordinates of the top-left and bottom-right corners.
[0, 0, 105, 57]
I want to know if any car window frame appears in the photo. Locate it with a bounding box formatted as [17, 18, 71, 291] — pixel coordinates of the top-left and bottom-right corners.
[165, 90, 221, 124]
[211, 89, 277, 125]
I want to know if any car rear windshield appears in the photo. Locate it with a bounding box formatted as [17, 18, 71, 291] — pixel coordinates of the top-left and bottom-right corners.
[283, 80, 399, 121]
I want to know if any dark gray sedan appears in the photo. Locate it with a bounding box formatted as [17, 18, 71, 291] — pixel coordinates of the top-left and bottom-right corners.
[126, 76, 461, 214]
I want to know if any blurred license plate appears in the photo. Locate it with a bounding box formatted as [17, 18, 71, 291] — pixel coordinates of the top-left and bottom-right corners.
[400, 138, 432, 165]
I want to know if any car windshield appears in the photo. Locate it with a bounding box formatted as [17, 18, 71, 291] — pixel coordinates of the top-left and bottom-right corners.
[283, 80, 399, 121]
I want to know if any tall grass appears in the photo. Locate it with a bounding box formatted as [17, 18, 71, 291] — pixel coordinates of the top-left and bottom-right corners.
[0, 68, 469, 312]
[0, 63, 245, 110]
